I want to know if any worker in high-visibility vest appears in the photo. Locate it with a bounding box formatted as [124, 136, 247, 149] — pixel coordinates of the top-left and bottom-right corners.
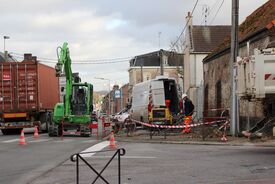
[181, 94, 194, 133]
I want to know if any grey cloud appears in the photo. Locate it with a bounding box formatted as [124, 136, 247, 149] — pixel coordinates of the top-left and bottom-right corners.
[0, 0, 269, 91]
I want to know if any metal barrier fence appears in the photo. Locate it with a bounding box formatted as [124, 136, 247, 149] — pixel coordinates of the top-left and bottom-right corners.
[71, 148, 126, 184]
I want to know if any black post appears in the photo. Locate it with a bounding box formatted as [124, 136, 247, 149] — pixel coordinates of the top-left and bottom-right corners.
[76, 155, 79, 184]
[118, 150, 121, 184]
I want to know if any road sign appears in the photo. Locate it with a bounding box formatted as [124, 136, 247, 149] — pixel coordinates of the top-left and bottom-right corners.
[114, 90, 121, 98]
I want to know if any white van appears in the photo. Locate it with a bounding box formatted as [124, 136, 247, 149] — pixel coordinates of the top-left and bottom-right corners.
[130, 76, 180, 124]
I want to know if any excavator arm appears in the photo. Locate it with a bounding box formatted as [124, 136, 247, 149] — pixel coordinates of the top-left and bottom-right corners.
[55, 42, 73, 118]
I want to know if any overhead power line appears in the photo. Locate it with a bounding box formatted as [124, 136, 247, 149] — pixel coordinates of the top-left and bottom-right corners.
[200, 0, 220, 25]
[170, 0, 199, 50]
[11, 55, 129, 65]
[210, 0, 225, 25]
[10, 52, 132, 63]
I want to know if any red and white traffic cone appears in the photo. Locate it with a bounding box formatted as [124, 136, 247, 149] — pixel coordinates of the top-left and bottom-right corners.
[19, 129, 26, 145]
[109, 132, 117, 150]
[33, 126, 39, 138]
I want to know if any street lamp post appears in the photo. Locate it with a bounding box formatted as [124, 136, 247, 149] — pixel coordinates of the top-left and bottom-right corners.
[95, 77, 111, 118]
[3, 36, 10, 61]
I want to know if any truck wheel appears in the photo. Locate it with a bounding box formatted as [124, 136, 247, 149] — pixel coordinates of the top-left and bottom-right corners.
[1, 129, 11, 135]
[80, 125, 91, 137]
[1, 129, 22, 135]
[48, 124, 54, 137]
[42, 113, 52, 133]
[48, 124, 60, 137]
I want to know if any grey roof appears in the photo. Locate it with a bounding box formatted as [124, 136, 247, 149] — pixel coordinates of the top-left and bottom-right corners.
[191, 26, 231, 53]
[0, 52, 17, 62]
[129, 50, 183, 67]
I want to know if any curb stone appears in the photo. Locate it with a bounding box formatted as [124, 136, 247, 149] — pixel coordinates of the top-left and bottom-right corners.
[114, 137, 275, 147]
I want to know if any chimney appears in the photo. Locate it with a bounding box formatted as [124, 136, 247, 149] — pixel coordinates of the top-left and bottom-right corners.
[186, 11, 193, 27]
[24, 53, 32, 61]
[31, 56, 37, 62]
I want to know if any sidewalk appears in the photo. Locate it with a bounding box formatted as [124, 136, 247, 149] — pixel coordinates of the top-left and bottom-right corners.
[114, 130, 275, 147]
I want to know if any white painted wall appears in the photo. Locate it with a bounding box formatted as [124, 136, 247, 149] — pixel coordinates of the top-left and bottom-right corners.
[184, 52, 206, 91]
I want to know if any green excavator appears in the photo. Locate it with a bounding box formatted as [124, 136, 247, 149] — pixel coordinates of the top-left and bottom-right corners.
[48, 42, 93, 136]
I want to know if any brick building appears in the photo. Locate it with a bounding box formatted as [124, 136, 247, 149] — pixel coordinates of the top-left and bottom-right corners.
[128, 50, 183, 95]
[203, 0, 275, 131]
[101, 83, 130, 115]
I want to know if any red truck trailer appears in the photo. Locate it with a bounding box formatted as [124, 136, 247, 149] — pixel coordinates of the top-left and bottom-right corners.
[0, 54, 60, 135]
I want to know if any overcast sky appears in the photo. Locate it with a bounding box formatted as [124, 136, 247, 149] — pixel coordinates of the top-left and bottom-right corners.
[0, 0, 269, 91]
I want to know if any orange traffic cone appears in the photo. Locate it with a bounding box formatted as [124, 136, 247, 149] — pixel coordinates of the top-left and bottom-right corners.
[19, 129, 26, 145]
[33, 126, 39, 138]
[109, 132, 117, 149]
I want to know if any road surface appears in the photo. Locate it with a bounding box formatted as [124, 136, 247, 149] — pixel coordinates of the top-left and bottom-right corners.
[30, 141, 275, 184]
[0, 130, 99, 184]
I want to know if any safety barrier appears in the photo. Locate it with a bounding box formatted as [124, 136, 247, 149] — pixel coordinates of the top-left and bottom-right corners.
[71, 148, 126, 184]
[130, 118, 229, 140]
[130, 119, 227, 129]
[91, 117, 112, 139]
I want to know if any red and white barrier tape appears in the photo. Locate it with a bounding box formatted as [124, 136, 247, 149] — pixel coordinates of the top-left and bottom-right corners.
[129, 119, 227, 129]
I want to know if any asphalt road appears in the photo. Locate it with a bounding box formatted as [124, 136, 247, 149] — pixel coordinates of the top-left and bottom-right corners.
[32, 141, 275, 184]
[0, 129, 99, 184]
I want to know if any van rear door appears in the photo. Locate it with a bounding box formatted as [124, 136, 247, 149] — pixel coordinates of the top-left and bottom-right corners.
[151, 81, 165, 106]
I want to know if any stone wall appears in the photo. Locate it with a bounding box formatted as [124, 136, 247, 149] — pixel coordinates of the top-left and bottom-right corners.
[203, 32, 275, 130]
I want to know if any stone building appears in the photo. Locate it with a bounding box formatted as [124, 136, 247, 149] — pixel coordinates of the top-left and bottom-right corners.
[128, 50, 183, 94]
[203, 0, 275, 131]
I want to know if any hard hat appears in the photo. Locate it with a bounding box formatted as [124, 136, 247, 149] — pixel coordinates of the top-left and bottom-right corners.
[182, 93, 187, 99]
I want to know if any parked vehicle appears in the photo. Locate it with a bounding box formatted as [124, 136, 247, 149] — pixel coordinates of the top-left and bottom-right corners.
[0, 56, 60, 134]
[113, 108, 130, 124]
[112, 108, 130, 133]
[130, 76, 180, 125]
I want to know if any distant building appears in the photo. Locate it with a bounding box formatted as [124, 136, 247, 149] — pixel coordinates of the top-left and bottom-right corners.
[203, 0, 275, 131]
[128, 50, 183, 94]
[101, 83, 130, 115]
[183, 12, 231, 119]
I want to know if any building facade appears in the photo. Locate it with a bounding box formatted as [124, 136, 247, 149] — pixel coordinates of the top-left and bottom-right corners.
[101, 83, 130, 115]
[203, 0, 275, 131]
[183, 12, 231, 120]
[128, 50, 183, 95]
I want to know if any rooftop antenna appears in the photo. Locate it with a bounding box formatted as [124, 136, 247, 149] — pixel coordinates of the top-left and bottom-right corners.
[202, 4, 210, 25]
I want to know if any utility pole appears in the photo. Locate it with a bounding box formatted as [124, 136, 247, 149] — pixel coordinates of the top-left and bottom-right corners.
[160, 49, 164, 75]
[140, 64, 143, 82]
[158, 32, 161, 49]
[3, 36, 10, 61]
[120, 88, 123, 110]
[230, 0, 239, 136]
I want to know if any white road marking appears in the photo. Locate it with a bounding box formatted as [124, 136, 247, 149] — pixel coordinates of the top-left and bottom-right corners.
[2, 139, 19, 143]
[82, 140, 97, 143]
[80, 141, 109, 158]
[54, 139, 74, 143]
[29, 139, 51, 143]
[90, 156, 156, 159]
